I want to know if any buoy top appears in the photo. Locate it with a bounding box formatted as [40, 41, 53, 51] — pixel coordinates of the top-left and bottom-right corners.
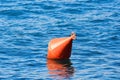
[70, 32, 76, 40]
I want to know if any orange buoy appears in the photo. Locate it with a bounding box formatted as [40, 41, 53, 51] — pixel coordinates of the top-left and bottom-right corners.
[47, 32, 76, 59]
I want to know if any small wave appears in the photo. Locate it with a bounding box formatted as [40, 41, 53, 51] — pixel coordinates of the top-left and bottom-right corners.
[86, 0, 114, 4]
[0, 10, 26, 16]
[110, 61, 120, 67]
[60, 8, 81, 14]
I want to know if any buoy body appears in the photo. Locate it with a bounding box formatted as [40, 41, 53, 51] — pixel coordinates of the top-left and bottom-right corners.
[47, 32, 76, 59]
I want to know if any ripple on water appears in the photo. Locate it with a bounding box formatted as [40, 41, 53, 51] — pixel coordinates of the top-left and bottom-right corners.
[0, 0, 120, 80]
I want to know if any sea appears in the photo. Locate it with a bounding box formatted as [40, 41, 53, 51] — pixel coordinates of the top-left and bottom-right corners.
[0, 0, 120, 80]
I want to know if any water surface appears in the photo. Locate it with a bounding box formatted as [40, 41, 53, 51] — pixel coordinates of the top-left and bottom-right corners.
[0, 0, 120, 80]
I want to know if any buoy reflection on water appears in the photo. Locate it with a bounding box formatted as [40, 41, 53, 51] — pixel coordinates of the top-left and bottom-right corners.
[47, 59, 74, 79]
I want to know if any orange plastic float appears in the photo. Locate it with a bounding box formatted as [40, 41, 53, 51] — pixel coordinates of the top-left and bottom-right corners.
[47, 32, 76, 59]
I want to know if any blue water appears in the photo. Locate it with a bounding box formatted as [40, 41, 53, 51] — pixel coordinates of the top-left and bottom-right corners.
[0, 0, 120, 80]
